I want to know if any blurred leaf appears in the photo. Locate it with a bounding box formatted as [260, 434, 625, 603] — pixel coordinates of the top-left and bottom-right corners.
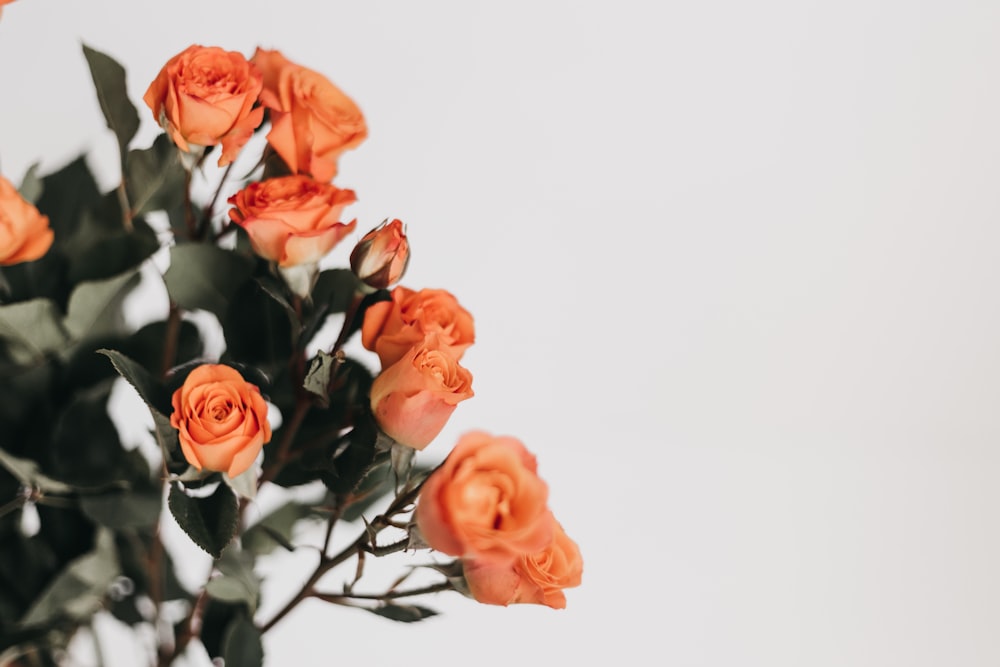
[82, 44, 139, 163]
[242, 502, 316, 556]
[221, 278, 292, 372]
[62, 268, 139, 341]
[37, 156, 102, 249]
[205, 549, 259, 612]
[0, 298, 70, 363]
[366, 603, 438, 623]
[49, 384, 126, 487]
[311, 269, 363, 316]
[390, 442, 415, 485]
[18, 163, 42, 204]
[65, 213, 159, 286]
[126, 133, 185, 217]
[221, 616, 263, 667]
[79, 490, 161, 529]
[164, 245, 254, 320]
[19, 528, 119, 628]
[0, 448, 75, 495]
[168, 482, 239, 559]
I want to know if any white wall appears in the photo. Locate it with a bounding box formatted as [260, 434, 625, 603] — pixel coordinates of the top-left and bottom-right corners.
[2, 1, 999, 665]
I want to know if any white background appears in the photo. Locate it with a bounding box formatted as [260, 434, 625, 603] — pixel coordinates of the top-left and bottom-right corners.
[2, 0, 1000, 665]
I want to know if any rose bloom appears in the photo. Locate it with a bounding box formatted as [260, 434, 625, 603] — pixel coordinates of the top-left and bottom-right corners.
[369, 337, 474, 450]
[228, 175, 357, 267]
[143, 45, 264, 167]
[362, 286, 475, 368]
[253, 48, 367, 182]
[415, 431, 554, 563]
[170, 364, 272, 478]
[0, 175, 52, 266]
[350, 219, 410, 290]
[463, 519, 583, 609]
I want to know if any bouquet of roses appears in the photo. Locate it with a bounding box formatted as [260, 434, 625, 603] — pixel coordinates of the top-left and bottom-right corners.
[0, 38, 582, 667]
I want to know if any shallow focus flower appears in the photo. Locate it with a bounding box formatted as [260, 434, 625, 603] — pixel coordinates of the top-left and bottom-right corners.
[463, 519, 583, 609]
[0, 175, 52, 266]
[369, 337, 474, 450]
[350, 219, 409, 289]
[228, 174, 357, 267]
[362, 286, 474, 368]
[253, 48, 367, 182]
[170, 364, 272, 478]
[143, 45, 264, 167]
[415, 431, 553, 563]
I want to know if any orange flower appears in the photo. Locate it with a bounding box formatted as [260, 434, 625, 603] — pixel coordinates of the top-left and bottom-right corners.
[228, 175, 357, 267]
[253, 48, 367, 182]
[415, 431, 553, 563]
[362, 286, 475, 368]
[0, 175, 52, 266]
[350, 219, 410, 289]
[369, 337, 474, 450]
[463, 519, 583, 609]
[143, 45, 264, 167]
[170, 364, 272, 478]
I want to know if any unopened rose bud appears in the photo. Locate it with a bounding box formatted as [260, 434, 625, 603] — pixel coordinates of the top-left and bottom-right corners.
[350, 219, 409, 289]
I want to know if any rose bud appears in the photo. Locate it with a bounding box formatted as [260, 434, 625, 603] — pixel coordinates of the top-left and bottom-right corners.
[361, 286, 474, 368]
[350, 219, 410, 289]
[253, 48, 367, 182]
[369, 336, 474, 450]
[415, 431, 554, 564]
[0, 175, 53, 266]
[463, 519, 583, 609]
[143, 45, 264, 167]
[170, 364, 272, 478]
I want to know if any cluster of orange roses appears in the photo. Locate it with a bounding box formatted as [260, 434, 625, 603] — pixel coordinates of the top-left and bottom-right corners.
[0, 37, 581, 611]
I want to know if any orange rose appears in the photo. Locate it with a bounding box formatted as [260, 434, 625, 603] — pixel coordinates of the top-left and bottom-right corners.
[143, 45, 264, 167]
[0, 175, 52, 266]
[253, 48, 367, 182]
[369, 336, 473, 450]
[228, 175, 357, 267]
[350, 219, 410, 290]
[170, 364, 272, 478]
[361, 286, 475, 368]
[463, 519, 583, 609]
[415, 431, 553, 563]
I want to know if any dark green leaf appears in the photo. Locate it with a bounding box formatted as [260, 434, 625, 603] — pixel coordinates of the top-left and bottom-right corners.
[221, 616, 264, 667]
[221, 277, 292, 372]
[79, 491, 161, 529]
[63, 269, 139, 341]
[205, 549, 259, 612]
[37, 156, 102, 250]
[311, 269, 363, 315]
[19, 528, 119, 628]
[0, 448, 75, 495]
[302, 350, 337, 403]
[0, 298, 70, 363]
[242, 502, 316, 556]
[164, 245, 254, 320]
[126, 133, 185, 217]
[168, 482, 239, 559]
[18, 163, 42, 204]
[366, 603, 439, 623]
[82, 44, 139, 163]
[96, 348, 171, 416]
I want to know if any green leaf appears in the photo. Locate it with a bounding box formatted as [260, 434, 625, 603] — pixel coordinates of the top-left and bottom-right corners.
[96, 349, 178, 459]
[0, 298, 70, 363]
[19, 528, 120, 628]
[221, 616, 263, 667]
[126, 133, 185, 217]
[205, 549, 259, 612]
[164, 245, 254, 320]
[0, 448, 75, 495]
[18, 163, 43, 204]
[168, 482, 239, 559]
[79, 491, 161, 529]
[302, 350, 337, 403]
[366, 603, 439, 623]
[311, 269, 363, 315]
[242, 502, 316, 556]
[63, 269, 139, 341]
[82, 44, 140, 163]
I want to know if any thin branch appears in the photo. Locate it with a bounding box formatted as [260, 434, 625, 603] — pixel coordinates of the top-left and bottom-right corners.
[313, 580, 455, 603]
